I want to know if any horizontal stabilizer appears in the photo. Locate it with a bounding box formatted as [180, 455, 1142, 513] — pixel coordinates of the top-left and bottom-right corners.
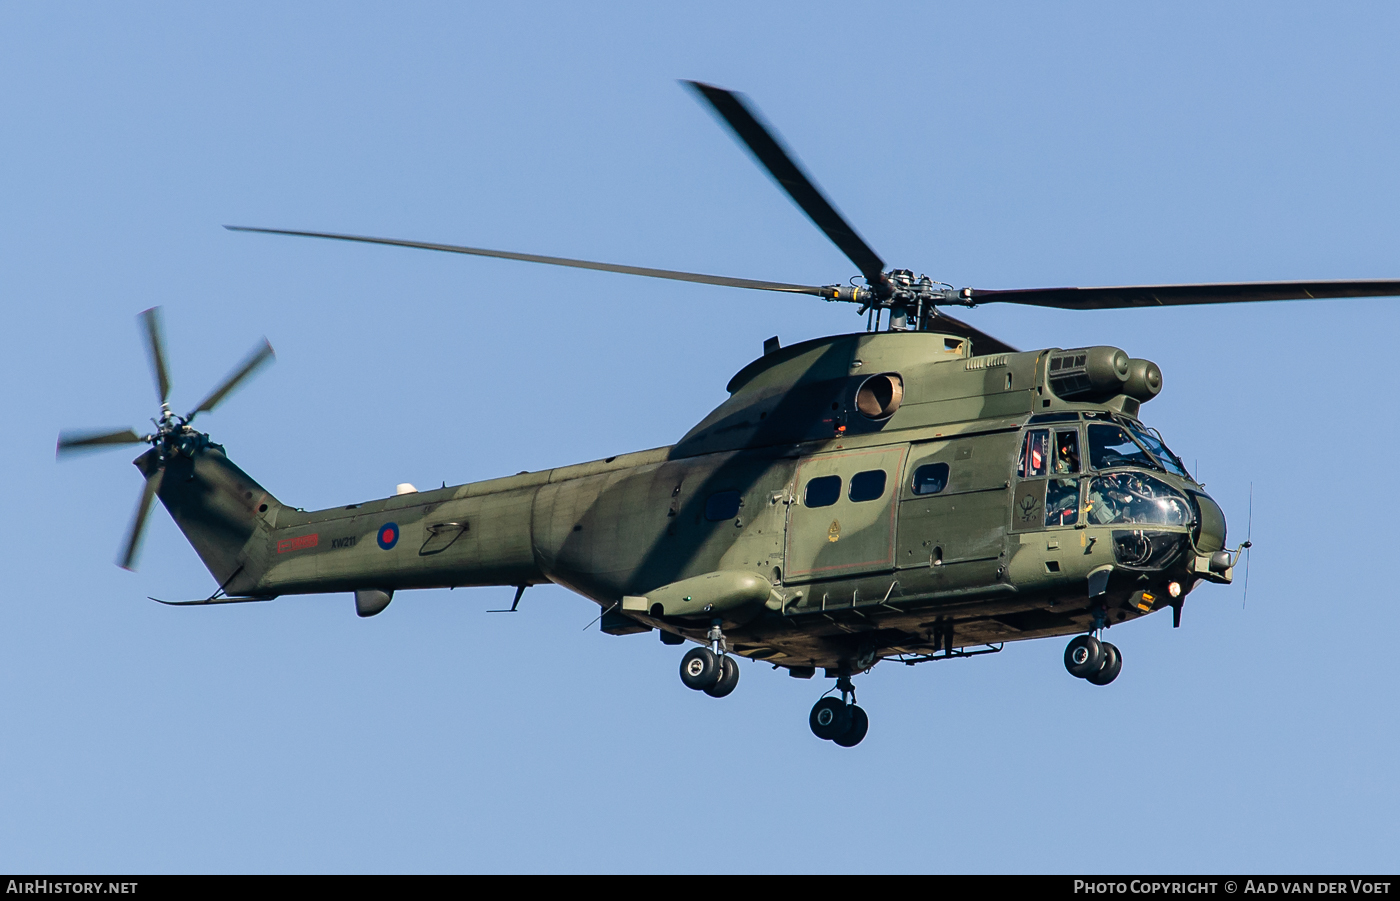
[149, 595, 276, 606]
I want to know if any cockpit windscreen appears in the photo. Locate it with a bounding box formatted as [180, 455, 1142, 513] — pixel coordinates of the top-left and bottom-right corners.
[1126, 425, 1190, 478]
[1087, 472, 1193, 527]
[1087, 424, 1156, 471]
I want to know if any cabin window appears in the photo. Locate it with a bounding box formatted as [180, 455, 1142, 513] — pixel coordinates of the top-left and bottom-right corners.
[804, 475, 842, 508]
[1045, 478, 1080, 526]
[704, 490, 742, 521]
[911, 462, 949, 495]
[1018, 429, 1049, 478]
[1087, 424, 1156, 471]
[1054, 430, 1081, 474]
[848, 470, 887, 502]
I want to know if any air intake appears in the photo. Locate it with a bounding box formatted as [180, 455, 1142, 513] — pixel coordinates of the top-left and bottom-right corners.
[855, 373, 904, 419]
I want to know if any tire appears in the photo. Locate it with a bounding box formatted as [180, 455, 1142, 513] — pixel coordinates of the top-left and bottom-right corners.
[704, 655, 740, 698]
[833, 705, 869, 747]
[1087, 642, 1122, 685]
[679, 647, 720, 690]
[809, 697, 852, 741]
[1064, 634, 1103, 678]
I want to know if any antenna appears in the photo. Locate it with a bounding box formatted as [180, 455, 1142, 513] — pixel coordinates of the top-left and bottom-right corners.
[583, 601, 619, 631]
[1241, 483, 1254, 608]
[488, 584, 528, 614]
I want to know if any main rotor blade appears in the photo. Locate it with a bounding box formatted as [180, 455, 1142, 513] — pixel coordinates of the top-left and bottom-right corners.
[139, 307, 171, 404]
[188, 338, 275, 419]
[929, 312, 1020, 356]
[118, 466, 163, 571]
[226, 226, 830, 296]
[56, 428, 146, 457]
[684, 81, 888, 292]
[965, 280, 1400, 310]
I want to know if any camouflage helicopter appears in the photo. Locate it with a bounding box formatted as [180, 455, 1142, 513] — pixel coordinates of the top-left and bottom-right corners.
[60, 82, 1400, 747]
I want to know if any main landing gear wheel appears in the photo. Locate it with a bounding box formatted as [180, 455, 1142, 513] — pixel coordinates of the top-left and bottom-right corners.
[1064, 634, 1104, 678]
[810, 673, 867, 746]
[832, 705, 869, 747]
[679, 619, 740, 697]
[1086, 642, 1122, 685]
[809, 697, 851, 740]
[679, 647, 720, 690]
[704, 655, 740, 697]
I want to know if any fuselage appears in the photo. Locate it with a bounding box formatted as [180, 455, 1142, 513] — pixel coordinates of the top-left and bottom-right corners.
[153, 330, 1232, 673]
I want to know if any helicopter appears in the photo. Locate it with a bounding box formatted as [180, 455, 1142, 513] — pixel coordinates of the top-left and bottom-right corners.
[58, 81, 1400, 747]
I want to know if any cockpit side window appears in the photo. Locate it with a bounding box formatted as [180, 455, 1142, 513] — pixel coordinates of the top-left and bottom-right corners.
[1018, 429, 1049, 478]
[1054, 429, 1080, 474]
[1046, 478, 1080, 526]
[1087, 424, 1156, 471]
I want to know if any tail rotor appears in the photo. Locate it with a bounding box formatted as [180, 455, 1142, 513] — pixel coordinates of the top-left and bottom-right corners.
[57, 307, 275, 570]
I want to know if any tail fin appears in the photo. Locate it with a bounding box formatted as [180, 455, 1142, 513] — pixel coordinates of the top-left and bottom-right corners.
[140, 445, 283, 595]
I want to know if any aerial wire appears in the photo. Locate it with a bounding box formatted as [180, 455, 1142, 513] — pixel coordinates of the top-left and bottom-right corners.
[1242, 483, 1254, 608]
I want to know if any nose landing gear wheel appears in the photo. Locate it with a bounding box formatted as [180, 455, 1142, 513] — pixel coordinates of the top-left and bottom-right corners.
[1086, 641, 1122, 685]
[832, 705, 869, 747]
[809, 696, 852, 740]
[679, 647, 720, 690]
[1064, 634, 1104, 678]
[703, 655, 740, 697]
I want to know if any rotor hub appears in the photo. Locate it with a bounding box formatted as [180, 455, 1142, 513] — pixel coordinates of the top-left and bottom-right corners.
[823, 269, 960, 331]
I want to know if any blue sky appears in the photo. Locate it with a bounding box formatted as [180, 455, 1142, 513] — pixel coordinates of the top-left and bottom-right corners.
[3, 2, 1398, 873]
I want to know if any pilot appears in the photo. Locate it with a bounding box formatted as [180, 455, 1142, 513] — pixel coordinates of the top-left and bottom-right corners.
[1055, 434, 1080, 474]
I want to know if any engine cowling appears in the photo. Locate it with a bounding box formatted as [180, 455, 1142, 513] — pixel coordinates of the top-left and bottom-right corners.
[1047, 346, 1130, 401]
[1123, 358, 1163, 401]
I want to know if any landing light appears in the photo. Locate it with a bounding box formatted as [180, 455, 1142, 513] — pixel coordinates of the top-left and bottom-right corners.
[1168, 581, 1182, 598]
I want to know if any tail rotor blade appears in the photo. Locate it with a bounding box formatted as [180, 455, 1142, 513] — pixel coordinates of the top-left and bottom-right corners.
[118, 467, 163, 571]
[56, 428, 145, 457]
[139, 307, 172, 405]
[188, 339, 275, 420]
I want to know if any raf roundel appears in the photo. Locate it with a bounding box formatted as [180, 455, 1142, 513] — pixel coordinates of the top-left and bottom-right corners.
[376, 522, 399, 550]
